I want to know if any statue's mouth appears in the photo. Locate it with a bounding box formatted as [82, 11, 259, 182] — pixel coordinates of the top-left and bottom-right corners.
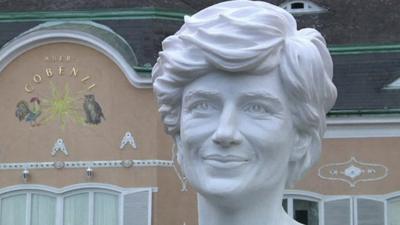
[202, 154, 250, 168]
[203, 154, 249, 162]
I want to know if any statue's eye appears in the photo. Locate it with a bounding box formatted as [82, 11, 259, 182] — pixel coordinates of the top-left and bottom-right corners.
[243, 103, 271, 116]
[188, 100, 217, 115]
[191, 101, 211, 111]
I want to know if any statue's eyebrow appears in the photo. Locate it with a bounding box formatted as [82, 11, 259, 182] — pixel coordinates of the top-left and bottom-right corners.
[183, 90, 221, 103]
[240, 91, 284, 107]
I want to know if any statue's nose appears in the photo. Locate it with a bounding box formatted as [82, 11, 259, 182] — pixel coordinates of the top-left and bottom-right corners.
[211, 105, 242, 147]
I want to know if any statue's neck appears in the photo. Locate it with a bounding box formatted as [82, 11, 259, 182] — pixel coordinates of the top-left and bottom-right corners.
[197, 190, 297, 225]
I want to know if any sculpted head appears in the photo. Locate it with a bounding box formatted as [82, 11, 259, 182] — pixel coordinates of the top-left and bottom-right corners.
[152, 0, 337, 198]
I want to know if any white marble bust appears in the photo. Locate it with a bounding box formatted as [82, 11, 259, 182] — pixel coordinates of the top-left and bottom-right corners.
[152, 1, 337, 225]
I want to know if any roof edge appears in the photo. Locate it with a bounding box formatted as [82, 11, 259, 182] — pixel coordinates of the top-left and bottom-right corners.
[329, 108, 400, 116]
[329, 43, 400, 55]
[0, 7, 187, 22]
[0, 21, 152, 88]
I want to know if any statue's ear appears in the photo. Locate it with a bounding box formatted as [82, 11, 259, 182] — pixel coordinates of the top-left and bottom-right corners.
[290, 131, 312, 162]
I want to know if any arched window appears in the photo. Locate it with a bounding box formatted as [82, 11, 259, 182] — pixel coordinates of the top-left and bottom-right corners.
[0, 184, 153, 225]
[282, 191, 400, 225]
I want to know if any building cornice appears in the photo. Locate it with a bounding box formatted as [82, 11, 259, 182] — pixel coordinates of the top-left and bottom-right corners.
[329, 109, 400, 116]
[326, 115, 400, 139]
[329, 44, 400, 55]
[0, 8, 187, 22]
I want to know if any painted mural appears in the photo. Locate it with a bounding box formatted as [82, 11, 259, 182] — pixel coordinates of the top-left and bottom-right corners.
[16, 82, 104, 128]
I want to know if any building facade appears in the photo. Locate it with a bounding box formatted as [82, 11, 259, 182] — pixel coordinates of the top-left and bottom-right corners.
[0, 1, 399, 225]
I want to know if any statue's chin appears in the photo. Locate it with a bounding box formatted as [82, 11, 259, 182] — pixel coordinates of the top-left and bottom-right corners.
[192, 177, 264, 202]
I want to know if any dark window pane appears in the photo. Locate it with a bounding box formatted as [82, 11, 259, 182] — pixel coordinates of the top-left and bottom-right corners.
[291, 2, 304, 9]
[282, 199, 288, 212]
[294, 199, 319, 225]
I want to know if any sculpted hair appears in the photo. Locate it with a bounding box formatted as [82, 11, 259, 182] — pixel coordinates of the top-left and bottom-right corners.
[152, 0, 337, 186]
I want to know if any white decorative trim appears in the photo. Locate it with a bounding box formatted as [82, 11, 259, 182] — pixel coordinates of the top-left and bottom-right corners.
[325, 116, 400, 138]
[147, 186, 153, 225]
[318, 157, 389, 187]
[51, 138, 69, 156]
[382, 191, 400, 200]
[287, 198, 293, 218]
[26, 192, 32, 223]
[344, 165, 363, 179]
[0, 23, 151, 88]
[0, 159, 173, 170]
[119, 194, 124, 225]
[120, 131, 137, 149]
[88, 191, 94, 225]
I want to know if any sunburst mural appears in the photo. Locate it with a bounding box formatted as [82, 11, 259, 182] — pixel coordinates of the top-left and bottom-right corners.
[41, 82, 85, 128]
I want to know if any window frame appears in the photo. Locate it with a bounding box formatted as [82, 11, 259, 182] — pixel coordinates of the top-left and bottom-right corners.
[0, 191, 30, 225]
[324, 196, 353, 225]
[354, 196, 386, 225]
[0, 183, 155, 225]
[284, 190, 324, 224]
[280, 0, 327, 15]
[383, 191, 400, 225]
[284, 190, 400, 225]
[291, 2, 305, 9]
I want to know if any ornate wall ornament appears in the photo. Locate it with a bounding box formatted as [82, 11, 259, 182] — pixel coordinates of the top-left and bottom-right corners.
[54, 161, 65, 169]
[120, 131, 137, 149]
[15, 97, 42, 127]
[318, 157, 388, 187]
[122, 159, 134, 168]
[51, 138, 69, 156]
[83, 94, 105, 125]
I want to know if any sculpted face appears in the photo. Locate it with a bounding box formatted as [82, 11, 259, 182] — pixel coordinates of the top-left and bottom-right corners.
[177, 70, 297, 197]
